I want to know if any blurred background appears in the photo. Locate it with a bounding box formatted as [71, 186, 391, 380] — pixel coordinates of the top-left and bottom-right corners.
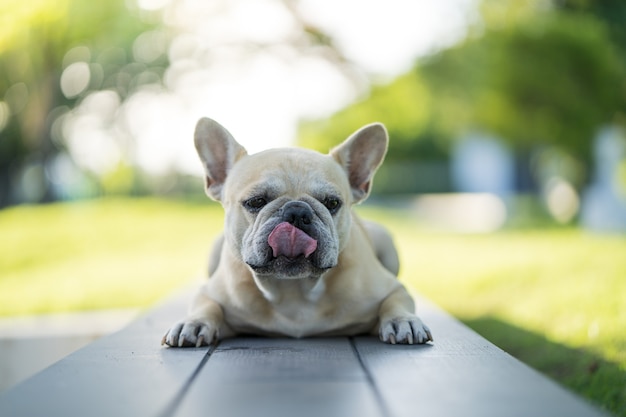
[0, 0, 625, 414]
[2, 0, 626, 228]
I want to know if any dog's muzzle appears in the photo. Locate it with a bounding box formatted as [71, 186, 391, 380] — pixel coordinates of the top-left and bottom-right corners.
[245, 201, 334, 278]
[268, 202, 318, 259]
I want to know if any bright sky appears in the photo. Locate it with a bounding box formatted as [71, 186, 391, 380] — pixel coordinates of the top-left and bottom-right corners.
[63, 0, 477, 177]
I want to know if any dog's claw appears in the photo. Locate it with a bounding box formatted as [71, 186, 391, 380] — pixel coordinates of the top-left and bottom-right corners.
[163, 320, 217, 348]
[379, 316, 432, 345]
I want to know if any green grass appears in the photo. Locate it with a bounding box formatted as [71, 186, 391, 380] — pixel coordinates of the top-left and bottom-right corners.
[0, 198, 224, 315]
[1, 198, 624, 416]
[364, 207, 625, 417]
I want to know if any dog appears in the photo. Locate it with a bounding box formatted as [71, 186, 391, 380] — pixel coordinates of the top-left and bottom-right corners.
[162, 118, 432, 347]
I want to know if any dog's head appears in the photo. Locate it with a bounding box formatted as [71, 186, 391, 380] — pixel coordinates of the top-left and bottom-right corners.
[194, 118, 387, 280]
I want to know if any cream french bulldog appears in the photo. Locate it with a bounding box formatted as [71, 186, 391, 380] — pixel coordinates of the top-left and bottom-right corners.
[162, 118, 432, 347]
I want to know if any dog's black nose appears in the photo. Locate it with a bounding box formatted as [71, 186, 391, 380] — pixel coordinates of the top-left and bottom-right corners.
[281, 201, 313, 229]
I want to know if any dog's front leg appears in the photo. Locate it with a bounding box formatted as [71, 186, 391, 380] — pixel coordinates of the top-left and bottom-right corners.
[377, 287, 433, 345]
[162, 292, 231, 347]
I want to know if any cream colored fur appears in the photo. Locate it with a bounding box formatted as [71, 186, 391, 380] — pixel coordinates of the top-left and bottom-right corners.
[162, 118, 432, 346]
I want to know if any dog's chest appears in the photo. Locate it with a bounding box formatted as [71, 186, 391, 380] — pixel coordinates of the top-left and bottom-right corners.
[225, 280, 379, 337]
[270, 298, 330, 333]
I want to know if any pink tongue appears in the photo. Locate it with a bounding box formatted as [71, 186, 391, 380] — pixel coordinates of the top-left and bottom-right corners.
[268, 222, 317, 259]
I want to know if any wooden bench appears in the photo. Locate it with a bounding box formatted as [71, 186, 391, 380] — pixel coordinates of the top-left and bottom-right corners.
[0, 290, 609, 417]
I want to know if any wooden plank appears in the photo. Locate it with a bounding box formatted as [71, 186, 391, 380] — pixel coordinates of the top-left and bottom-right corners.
[0, 289, 611, 417]
[173, 337, 383, 417]
[0, 291, 208, 417]
[352, 298, 610, 417]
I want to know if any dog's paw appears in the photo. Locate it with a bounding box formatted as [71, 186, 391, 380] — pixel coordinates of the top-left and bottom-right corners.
[379, 316, 433, 345]
[161, 320, 218, 348]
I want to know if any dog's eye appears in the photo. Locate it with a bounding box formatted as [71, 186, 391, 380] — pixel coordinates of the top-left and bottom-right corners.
[323, 197, 341, 214]
[243, 197, 267, 212]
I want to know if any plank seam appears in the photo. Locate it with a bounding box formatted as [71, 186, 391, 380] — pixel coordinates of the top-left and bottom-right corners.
[157, 343, 218, 417]
[349, 337, 392, 417]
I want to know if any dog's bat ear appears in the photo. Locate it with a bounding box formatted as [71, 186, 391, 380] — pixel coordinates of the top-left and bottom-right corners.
[330, 123, 388, 204]
[194, 118, 248, 201]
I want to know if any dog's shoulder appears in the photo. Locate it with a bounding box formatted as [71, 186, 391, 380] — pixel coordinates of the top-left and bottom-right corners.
[350, 212, 400, 276]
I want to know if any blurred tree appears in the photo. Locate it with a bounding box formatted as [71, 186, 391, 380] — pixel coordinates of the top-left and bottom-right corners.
[299, 1, 626, 192]
[298, 72, 453, 194]
[0, 0, 365, 206]
[422, 11, 624, 168]
[299, 72, 443, 160]
[0, 0, 159, 206]
[554, 0, 626, 59]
